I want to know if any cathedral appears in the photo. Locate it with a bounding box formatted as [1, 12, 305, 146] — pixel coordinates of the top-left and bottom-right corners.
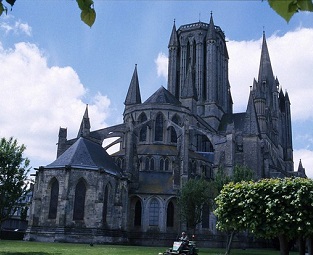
[25, 15, 306, 246]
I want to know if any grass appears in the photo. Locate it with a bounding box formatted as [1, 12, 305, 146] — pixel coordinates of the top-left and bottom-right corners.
[0, 240, 299, 255]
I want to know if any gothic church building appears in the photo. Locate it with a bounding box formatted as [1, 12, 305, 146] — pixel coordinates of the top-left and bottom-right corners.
[25, 16, 306, 245]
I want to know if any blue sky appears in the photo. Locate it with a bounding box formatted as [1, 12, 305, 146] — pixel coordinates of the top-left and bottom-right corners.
[0, 1, 313, 177]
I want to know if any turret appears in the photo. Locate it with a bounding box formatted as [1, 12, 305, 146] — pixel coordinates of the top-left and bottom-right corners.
[124, 65, 142, 108]
[168, 20, 179, 97]
[297, 159, 306, 177]
[77, 105, 90, 138]
[284, 91, 293, 161]
[244, 89, 260, 136]
[57, 127, 67, 158]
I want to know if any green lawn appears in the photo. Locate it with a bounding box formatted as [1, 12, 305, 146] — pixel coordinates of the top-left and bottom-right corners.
[0, 240, 298, 255]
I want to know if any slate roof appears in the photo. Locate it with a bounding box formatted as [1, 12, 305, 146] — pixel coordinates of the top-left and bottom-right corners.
[45, 137, 122, 176]
[219, 113, 246, 132]
[144, 86, 181, 106]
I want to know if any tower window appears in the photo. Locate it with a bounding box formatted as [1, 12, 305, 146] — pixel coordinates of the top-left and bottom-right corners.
[167, 201, 174, 227]
[149, 198, 159, 226]
[134, 200, 142, 227]
[155, 113, 164, 142]
[73, 179, 86, 220]
[139, 113, 148, 142]
[160, 157, 170, 171]
[48, 178, 59, 219]
[145, 157, 155, 171]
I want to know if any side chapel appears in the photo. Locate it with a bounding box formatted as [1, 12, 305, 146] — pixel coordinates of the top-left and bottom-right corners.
[25, 15, 306, 245]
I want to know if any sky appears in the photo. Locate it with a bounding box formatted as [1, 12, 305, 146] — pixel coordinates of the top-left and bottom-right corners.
[0, 1, 313, 177]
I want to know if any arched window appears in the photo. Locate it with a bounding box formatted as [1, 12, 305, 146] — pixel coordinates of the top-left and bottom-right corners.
[134, 200, 142, 226]
[164, 158, 169, 171]
[102, 184, 110, 224]
[145, 157, 150, 171]
[160, 158, 165, 171]
[202, 203, 210, 228]
[155, 113, 164, 142]
[73, 179, 86, 220]
[145, 157, 155, 171]
[170, 115, 180, 143]
[116, 158, 123, 169]
[167, 201, 174, 227]
[160, 157, 170, 171]
[140, 127, 147, 142]
[187, 41, 191, 67]
[196, 135, 214, 152]
[139, 113, 147, 142]
[170, 127, 177, 143]
[149, 198, 159, 226]
[150, 158, 155, 170]
[48, 178, 59, 219]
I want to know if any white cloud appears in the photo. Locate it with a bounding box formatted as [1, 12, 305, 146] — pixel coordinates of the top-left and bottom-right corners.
[155, 52, 168, 80]
[0, 18, 32, 36]
[0, 41, 111, 168]
[228, 28, 313, 121]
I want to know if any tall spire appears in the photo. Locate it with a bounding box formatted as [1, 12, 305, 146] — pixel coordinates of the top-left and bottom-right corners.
[124, 65, 142, 106]
[207, 12, 216, 41]
[168, 19, 178, 48]
[244, 90, 260, 135]
[77, 105, 90, 138]
[258, 32, 274, 84]
[297, 159, 306, 177]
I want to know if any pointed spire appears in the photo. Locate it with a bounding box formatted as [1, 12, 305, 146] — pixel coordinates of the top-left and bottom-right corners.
[207, 12, 216, 41]
[124, 65, 142, 106]
[252, 78, 257, 91]
[258, 32, 274, 84]
[168, 19, 179, 48]
[77, 105, 91, 138]
[284, 90, 290, 102]
[297, 159, 306, 175]
[279, 88, 286, 112]
[244, 90, 260, 135]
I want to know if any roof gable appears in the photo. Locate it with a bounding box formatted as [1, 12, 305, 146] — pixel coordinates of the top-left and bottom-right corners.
[144, 86, 181, 105]
[46, 137, 122, 176]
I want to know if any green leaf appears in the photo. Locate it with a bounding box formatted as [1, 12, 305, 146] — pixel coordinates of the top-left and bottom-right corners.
[268, 0, 295, 22]
[77, 0, 96, 27]
[77, 0, 94, 11]
[81, 8, 96, 27]
[0, 2, 7, 16]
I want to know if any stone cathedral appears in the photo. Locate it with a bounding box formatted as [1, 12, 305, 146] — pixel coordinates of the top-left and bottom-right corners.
[25, 16, 306, 246]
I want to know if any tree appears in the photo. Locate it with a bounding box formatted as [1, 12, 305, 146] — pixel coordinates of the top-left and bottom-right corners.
[179, 178, 215, 234]
[214, 178, 313, 255]
[0, 137, 31, 224]
[213, 165, 254, 254]
[214, 164, 254, 193]
[0, 0, 312, 27]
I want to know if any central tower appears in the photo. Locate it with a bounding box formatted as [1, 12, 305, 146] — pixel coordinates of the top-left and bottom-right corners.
[167, 15, 232, 130]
